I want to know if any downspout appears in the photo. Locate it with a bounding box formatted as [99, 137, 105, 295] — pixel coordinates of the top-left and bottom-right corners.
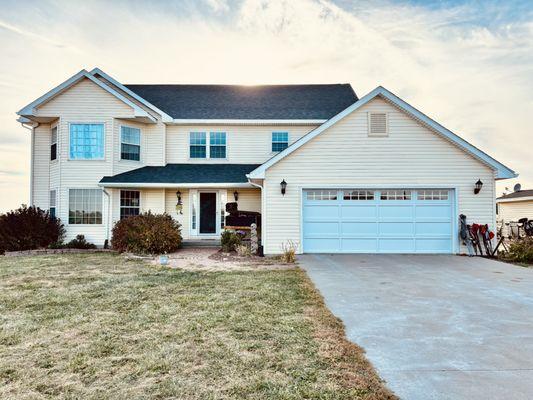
[103, 188, 111, 245]
[20, 121, 40, 206]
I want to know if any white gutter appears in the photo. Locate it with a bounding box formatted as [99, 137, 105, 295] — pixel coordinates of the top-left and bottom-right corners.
[168, 119, 326, 126]
[247, 178, 265, 249]
[497, 196, 533, 203]
[98, 182, 254, 189]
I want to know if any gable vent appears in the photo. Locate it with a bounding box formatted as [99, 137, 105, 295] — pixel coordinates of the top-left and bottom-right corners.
[368, 112, 388, 136]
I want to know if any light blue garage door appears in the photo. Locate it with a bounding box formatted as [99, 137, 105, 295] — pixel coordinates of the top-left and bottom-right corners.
[303, 189, 454, 253]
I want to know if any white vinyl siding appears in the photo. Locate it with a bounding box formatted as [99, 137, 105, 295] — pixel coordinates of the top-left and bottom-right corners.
[497, 200, 533, 223]
[167, 125, 316, 164]
[262, 97, 496, 255]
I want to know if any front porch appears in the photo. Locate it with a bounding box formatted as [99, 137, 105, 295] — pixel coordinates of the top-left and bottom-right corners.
[99, 163, 263, 241]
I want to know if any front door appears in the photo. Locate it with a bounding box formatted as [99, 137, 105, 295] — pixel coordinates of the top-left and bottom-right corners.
[199, 192, 217, 234]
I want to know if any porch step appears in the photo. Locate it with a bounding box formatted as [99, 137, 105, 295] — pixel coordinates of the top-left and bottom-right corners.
[182, 239, 221, 248]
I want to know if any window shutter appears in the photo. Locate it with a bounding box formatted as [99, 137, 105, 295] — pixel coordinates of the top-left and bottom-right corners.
[368, 112, 388, 136]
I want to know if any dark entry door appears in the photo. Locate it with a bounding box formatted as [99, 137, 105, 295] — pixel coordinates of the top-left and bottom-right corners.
[199, 192, 217, 234]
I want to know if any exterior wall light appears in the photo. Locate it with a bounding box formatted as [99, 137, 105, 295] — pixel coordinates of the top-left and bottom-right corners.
[175, 191, 183, 214]
[234, 191, 239, 201]
[280, 179, 287, 195]
[474, 179, 483, 194]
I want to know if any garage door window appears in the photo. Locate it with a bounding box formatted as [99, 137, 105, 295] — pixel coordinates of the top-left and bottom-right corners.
[343, 190, 374, 200]
[381, 190, 411, 200]
[417, 190, 448, 200]
[306, 190, 337, 200]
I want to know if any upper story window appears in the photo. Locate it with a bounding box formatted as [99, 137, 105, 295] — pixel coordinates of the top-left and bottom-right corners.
[190, 132, 227, 159]
[190, 132, 206, 158]
[50, 126, 58, 161]
[210, 132, 226, 159]
[121, 126, 141, 161]
[120, 190, 140, 219]
[49, 190, 56, 219]
[272, 132, 289, 152]
[68, 189, 103, 224]
[69, 123, 104, 160]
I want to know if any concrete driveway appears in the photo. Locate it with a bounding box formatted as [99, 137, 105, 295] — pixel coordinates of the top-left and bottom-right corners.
[299, 254, 533, 400]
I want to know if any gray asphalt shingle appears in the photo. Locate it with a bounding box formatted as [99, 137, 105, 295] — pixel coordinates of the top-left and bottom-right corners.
[125, 84, 357, 120]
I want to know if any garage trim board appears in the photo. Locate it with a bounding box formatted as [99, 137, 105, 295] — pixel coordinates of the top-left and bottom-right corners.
[301, 188, 456, 254]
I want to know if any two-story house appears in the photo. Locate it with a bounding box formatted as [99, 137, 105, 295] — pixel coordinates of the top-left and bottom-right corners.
[17, 68, 516, 254]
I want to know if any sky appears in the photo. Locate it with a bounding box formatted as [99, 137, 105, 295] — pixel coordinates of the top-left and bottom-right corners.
[0, 0, 532, 212]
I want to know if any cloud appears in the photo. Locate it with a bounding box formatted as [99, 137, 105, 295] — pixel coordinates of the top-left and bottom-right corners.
[0, 0, 531, 212]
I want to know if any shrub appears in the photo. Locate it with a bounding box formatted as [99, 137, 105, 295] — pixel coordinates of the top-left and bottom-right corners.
[280, 240, 297, 263]
[0, 205, 65, 254]
[111, 212, 182, 255]
[65, 235, 97, 249]
[502, 237, 533, 264]
[235, 243, 252, 257]
[221, 230, 241, 252]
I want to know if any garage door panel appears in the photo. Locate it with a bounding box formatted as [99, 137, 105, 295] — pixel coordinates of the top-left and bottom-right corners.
[379, 205, 414, 220]
[415, 238, 452, 253]
[302, 189, 453, 254]
[379, 222, 414, 236]
[341, 222, 377, 236]
[304, 221, 339, 236]
[340, 205, 377, 219]
[379, 238, 416, 253]
[415, 222, 452, 236]
[416, 205, 451, 219]
[304, 238, 340, 253]
[341, 238, 378, 252]
[303, 205, 339, 220]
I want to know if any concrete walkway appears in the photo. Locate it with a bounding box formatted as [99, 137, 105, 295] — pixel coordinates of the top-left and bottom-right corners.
[299, 254, 533, 400]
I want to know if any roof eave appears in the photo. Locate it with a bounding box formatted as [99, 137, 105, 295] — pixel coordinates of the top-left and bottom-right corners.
[98, 182, 254, 188]
[90, 68, 174, 122]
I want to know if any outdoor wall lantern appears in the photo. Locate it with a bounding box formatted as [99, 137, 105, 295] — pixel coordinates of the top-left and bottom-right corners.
[175, 191, 183, 214]
[280, 179, 287, 196]
[234, 191, 239, 201]
[474, 179, 483, 195]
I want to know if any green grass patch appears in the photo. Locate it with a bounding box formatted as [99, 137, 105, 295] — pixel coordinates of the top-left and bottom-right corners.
[0, 254, 395, 399]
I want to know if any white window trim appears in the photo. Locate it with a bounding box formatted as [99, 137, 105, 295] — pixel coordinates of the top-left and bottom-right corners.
[271, 131, 290, 153]
[367, 112, 389, 137]
[188, 131, 228, 161]
[49, 189, 57, 216]
[119, 125, 142, 163]
[50, 122, 59, 163]
[119, 189, 141, 218]
[67, 122, 106, 161]
[67, 187, 104, 226]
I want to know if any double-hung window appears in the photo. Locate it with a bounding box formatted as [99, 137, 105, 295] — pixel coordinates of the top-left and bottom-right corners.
[69, 123, 104, 160]
[50, 126, 58, 161]
[209, 132, 226, 158]
[190, 132, 227, 158]
[121, 126, 141, 161]
[190, 132, 207, 158]
[272, 132, 289, 152]
[120, 190, 140, 219]
[68, 189, 103, 224]
[49, 190, 57, 219]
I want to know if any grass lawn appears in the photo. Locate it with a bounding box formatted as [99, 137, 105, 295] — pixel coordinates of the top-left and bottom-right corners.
[0, 254, 395, 399]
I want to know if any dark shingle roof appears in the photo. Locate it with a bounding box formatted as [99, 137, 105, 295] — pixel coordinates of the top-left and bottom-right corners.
[497, 190, 533, 200]
[124, 84, 357, 120]
[100, 164, 261, 185]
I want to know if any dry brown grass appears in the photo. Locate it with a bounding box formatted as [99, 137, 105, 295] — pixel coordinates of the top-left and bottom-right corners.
[0, 253, 395, 399]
